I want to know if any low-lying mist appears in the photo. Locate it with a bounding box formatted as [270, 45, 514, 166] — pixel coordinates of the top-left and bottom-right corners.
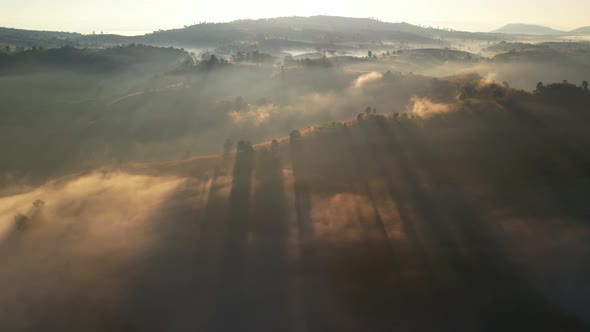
[1, 120, 589, 330]
[2, 38, 590, 331]
[2, 41, 589, 186]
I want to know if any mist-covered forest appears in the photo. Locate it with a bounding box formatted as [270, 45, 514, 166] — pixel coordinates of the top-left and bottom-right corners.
[1, 15, 590, 332]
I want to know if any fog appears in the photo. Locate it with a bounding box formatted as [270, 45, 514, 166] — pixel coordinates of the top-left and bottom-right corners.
[2, 126, 589, 329]
[2, 17, 590, 331]
[3, 50, 588, 186]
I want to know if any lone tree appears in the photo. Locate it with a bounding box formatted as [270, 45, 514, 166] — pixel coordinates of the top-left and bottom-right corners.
[14, 214, 29, 231]
[14, 200, 45, 232]
[368, 50, 372, 58]
[33, 200, 45, 209]
[536, 81, 544, 91]
[234, 96, 245, 110]
[223, 138, 235, 155]
[365, 106, 372, 115]
[210, 54, 218, 64]
[582, 80, 589, 91]
[271, 139, 279, 153]
[289, 129, 302, 142]
[236, 140, 253, 154]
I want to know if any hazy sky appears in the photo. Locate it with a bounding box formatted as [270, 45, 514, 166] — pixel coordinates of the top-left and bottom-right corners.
[1, 0, 588, 35]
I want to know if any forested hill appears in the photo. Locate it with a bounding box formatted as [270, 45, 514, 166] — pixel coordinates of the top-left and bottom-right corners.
[2, 15, 499, 49]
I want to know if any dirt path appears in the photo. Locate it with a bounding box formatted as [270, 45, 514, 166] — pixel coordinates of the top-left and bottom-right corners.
[108, 82, 187, 106]
[125, 153, 223, 168]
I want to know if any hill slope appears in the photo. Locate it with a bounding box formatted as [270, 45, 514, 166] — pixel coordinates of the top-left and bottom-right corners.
[0, 27, 81, 48]
[492, 23, 565, 35]
[570, 26, 590, 34]
[3, 15, 501, 50]
[138, 15, 496, 47]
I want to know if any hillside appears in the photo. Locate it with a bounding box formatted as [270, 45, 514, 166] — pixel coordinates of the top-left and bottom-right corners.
[138, 16, 497, 47]
[570, 26, 590, 34]
[0, 27, 81, 49]
[2, 16, 590, 330]
[2, 16, 501, 52]
[492, 23, 565, 35]
[2, 79, 590, 331]
[0, 44, 187, 73]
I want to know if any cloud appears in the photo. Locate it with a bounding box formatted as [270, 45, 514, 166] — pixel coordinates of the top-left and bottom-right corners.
[352, 71, 383, 90]
[228, 104, 276, 127]
[406, 96, 451, 117]
[0, 171, 190, 330]
[478, 72, 498, 87]
[311, 193, 367, 241]
[0, 171, 183, 245]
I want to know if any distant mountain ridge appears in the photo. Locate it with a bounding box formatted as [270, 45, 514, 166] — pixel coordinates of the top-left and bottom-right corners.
[570, 26, 590, 34]
[2, 15, 497, 49]
[0, 27, 81, 48]
[3, 16, 590, 50]
[492, 23, 590, 35]
[136, 15, 497, 47]
[492, 24, 565, 35]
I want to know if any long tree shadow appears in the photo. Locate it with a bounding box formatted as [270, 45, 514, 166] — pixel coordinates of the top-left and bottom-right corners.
[300, 121, 416, 331]
[116, 161, 239, 332]
[388, 118, 588, 331]
[500, 101, 590, 219]
[191, 164, 233, 331]
[247, 147, 290, 331]
[106, 170, 226, 332]
[208, 142, 256, 331]
[289, 133, 322, 332]
[364, 117, 456, 330]
[343, 121, 396, 252]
